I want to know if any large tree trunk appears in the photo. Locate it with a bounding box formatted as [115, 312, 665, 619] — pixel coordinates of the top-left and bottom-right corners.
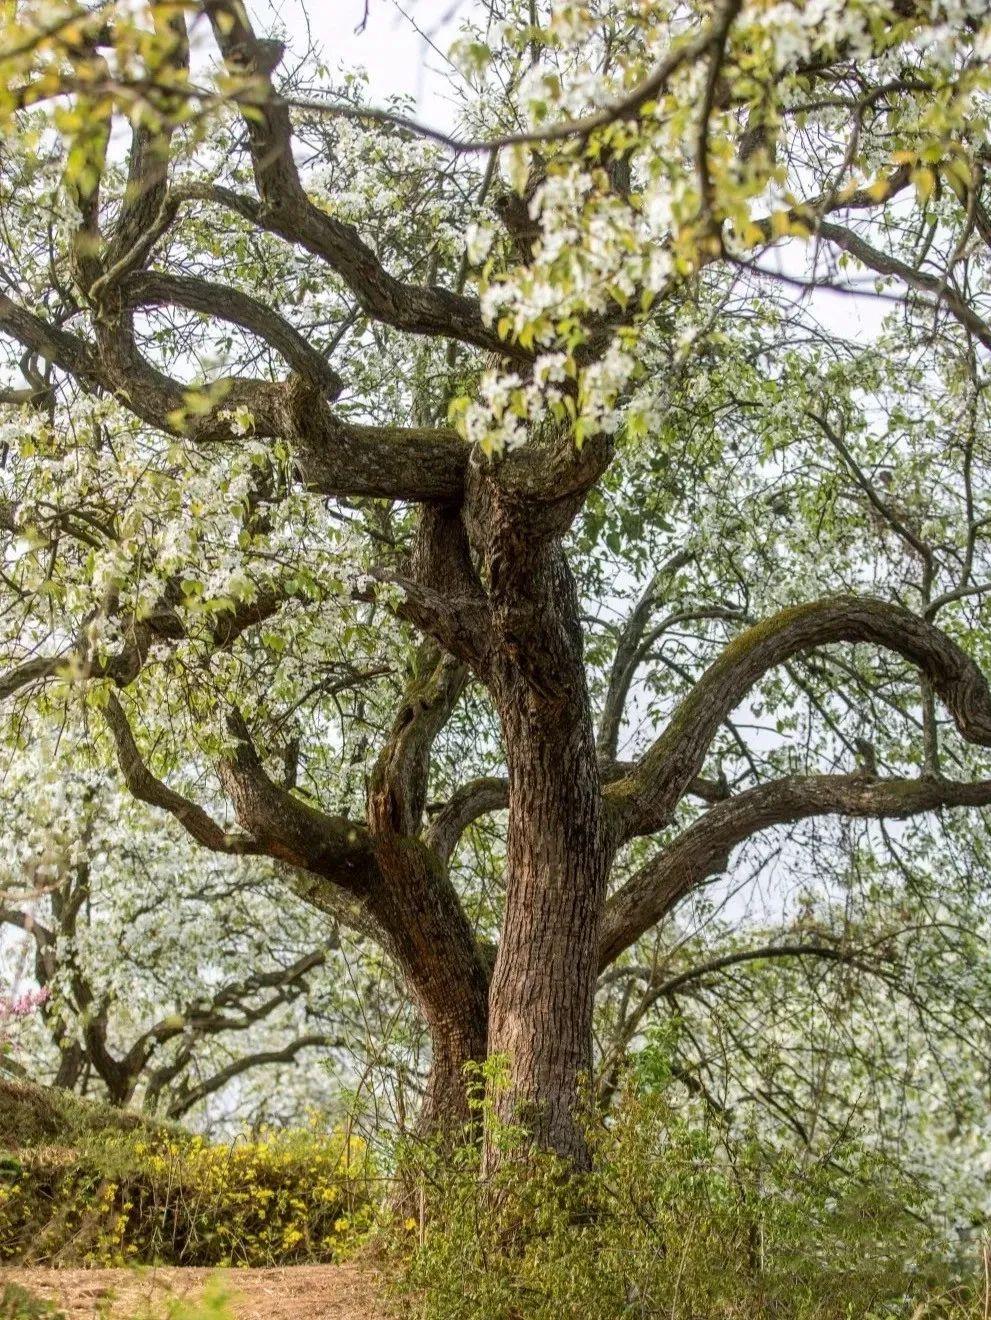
[485, 545, 610, 1167]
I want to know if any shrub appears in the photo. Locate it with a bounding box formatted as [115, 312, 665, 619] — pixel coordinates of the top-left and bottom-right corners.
[0, 1122, 375, 1266]
[391, 1082, 982, 1319]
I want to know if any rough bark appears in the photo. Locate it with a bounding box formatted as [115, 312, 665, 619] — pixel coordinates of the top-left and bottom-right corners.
[364, 565, 492, 1136]
[481, 531, 610, 1165]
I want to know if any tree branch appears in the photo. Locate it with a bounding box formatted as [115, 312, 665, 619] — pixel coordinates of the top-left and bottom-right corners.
[218, 708, 381, 895]
[121, 269, 344, 398]
[596, 550, 693, 761]
[199, 2, 513, 358]
[102, 692, 261, 855]
[127, 949, 326, 1075]
[368, 645, 469, 841]
[813, 218, 991, 353]
[163, 1033, 341, 1120]
[600, 771, 991, 967]
[0, 289, 468, 505]
[596, 939, 886, 1095]
[426, 776, 509, 864]
[608, 595, 991, 839]
[355, 569, 491, 667]
[0, 291, 100, 387]
[282, 10, 723, 154]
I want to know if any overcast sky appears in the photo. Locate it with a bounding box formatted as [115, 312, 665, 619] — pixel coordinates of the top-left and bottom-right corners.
[249, 0, 469, 124]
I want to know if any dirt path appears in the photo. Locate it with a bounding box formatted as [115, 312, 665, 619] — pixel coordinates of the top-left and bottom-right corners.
[1, 1264, 386, 1319]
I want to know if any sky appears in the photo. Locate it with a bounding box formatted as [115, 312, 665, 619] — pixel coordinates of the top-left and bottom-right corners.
[250, 0, 469, 125]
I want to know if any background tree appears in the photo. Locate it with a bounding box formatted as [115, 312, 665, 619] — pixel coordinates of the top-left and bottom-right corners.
[0, 723, 421, 1128]
[1, 0, 991, 1172]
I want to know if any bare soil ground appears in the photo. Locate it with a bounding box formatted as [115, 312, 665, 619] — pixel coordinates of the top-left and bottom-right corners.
[1, 1264, 385, 1319]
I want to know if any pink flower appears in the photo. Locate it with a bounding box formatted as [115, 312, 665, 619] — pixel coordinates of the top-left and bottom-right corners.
[1, 987, 50, 1018]
[0, 988, 49, 1051]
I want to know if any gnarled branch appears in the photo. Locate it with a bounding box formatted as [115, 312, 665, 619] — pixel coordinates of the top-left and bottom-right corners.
[121, 269, 344, 398]
[609, 596, 991, 839]
[103, 691, 261, 855]
[600, 771, 991, 968]
[219, 708, 380, 893]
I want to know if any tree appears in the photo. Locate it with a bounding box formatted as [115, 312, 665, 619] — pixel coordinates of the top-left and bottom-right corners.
[0, 729, 385, 1127]
[1, 0, 991, 1169]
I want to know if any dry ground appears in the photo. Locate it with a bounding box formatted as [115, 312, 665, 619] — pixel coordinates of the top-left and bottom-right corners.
[1, 1265, 385, 1319]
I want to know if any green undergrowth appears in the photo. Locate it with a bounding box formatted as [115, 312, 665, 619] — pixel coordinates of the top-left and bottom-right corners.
[1, 1283, 65, 1320]
[0, 1082, 375, 1267]
[388, 1074, 983, 1319]
[0, 1279, 236, 1320]
[5, 1074, 988, 1317]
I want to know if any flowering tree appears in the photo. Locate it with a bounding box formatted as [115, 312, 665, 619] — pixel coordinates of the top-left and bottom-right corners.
[596, 804, 991, 1228]
[1, 0, 991, 1170]
[0, 731, 403, 1126]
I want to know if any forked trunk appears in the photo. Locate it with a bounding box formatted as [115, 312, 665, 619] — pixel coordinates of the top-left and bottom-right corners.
[367, 840, 491, 1142]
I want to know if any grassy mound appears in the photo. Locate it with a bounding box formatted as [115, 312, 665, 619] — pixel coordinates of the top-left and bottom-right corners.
[0, 1080, 374, 1267]
[0, 1077, 157, 1149]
